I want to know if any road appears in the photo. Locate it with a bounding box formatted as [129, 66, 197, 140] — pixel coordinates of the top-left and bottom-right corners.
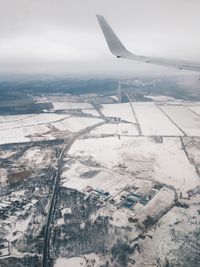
[42, 121, 105, 267]
[126, 92, 142, 135]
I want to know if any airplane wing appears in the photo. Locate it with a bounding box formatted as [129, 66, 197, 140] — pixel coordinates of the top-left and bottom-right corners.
[96, 15, 200, 72]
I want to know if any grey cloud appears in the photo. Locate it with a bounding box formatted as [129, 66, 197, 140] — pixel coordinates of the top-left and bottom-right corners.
[0, 0, 200, 74]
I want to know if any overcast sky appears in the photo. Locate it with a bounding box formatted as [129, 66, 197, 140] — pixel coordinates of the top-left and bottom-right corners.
[0, 0, 200, 75]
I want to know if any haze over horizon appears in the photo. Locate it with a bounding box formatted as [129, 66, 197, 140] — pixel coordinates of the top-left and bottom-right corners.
[0, 0, 200, 75]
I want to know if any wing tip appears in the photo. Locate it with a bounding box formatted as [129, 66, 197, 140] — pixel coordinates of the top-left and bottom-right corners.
[96, 14, 105, 23]
[96, 14, 131, 59]
[96, 14, 103, 18]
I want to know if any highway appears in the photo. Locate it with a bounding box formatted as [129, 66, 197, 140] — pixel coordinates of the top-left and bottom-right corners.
[42, 121, 105, 267]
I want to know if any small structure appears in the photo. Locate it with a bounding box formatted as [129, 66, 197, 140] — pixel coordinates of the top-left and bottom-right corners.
[0, 240, 10, 258]
[85, 186, 93, 193]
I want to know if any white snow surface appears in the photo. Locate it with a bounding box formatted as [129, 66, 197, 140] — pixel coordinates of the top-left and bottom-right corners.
[0, 125, 52, 145]
[68, 136, 199, 193]
[53, 102, 92, 110]
[144, 95, 176, 102]
[0, 113, 68, 130]
[102, 103, 136, 123]
[132, 102, 183, 136]
[187, 105, 200, 116]
[117, 123, 139, 136]
[91, 123, 138, 136]
[54, 253, 104, 267]
[82, 109, 100, 117]
[0, 114, 102, 144]
[62, 161, 114, 193]
[54, 257, 86, 267]
[91, 123, 117, 135]
[53, 117, 103, 132]
[160, 105, 200, 136]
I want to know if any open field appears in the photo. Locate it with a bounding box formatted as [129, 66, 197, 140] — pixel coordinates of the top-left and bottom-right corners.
[0, 115, 103, 145]
[186, 103, 200, 116]
[90, 123, 139, 136]
[102, 103, 137, 123]
[52, 102, 93, 111]
[160, 105, 200, 136]
[65, 136, 199, 194]
[0, 113, 68, 129]
[52, 117, 103, 132]
[1, 102, 200, 145]
[132, 102, 183, 136]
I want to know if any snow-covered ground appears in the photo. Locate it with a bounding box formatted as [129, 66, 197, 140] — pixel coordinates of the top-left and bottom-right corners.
[52, 102, 92, 111]
[186, 105, 200, 116]
[160, 105, 200, 136]
[0, 114, 103, 145]
[132, 195, 200, 266]
[139, 187, 175, 222]
[54, 254, 106, 267]
[0, 114, 37, 123]
[54, 257, 86, 267]
[1, 100, 200, 266]
[61, 159, 130, 195]
[52, 117, 103, 132]
[67, 136, 199, 193]
[0, 168, 7, 186]
[144, 95, 177, 102]
[0, 113, 68, 130]
[90, 123, 138, 136]
[182, 137, 200, 168]
[91, 123, 117, 135]
[82, 109, 100, 117]
[1, 102, 200, 145]
[133, 102, 183, 136]
[20, 146, 56, 168]
[62, 161, 112, 192]
[117, 123, 139, 136]
[0, 125, 53, 145]
[101, 103, 136, 123]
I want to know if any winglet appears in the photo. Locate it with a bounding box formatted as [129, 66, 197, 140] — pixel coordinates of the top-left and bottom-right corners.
[96, 15, 131, 58]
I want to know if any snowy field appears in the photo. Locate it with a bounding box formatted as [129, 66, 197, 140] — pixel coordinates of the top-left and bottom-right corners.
[0, 113, 69, 130]
[132, 102, 183, 136]
[144, 95, 177, 102]
[139, 187, 175, 221]
[67, 136, 199, 193]
[117, 123, 139, 136]
[62, 162, 113, 193]
[54, 257, 86, 267]
[1, 102, 200, 146]
[20, 146, 56, 167]
[186, 104, 200, 116]
[0, 114, 37, 123]
[182, 137, 200, 168]
[91, 123, 117, 135]
[102, 103, 136, 123]
[0, 114, 103, 145]
[52, 117, 103, 132]
[61, 159, 132, 195]
[160, 105, 200, 136]
[90, 123, 138, 136]
[133, 199, 200, 266]
[0, 125, 52, 145]
[82, 109, 100, 117]
[52, 102, 93, 110]
[54, 254, 105, 267]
